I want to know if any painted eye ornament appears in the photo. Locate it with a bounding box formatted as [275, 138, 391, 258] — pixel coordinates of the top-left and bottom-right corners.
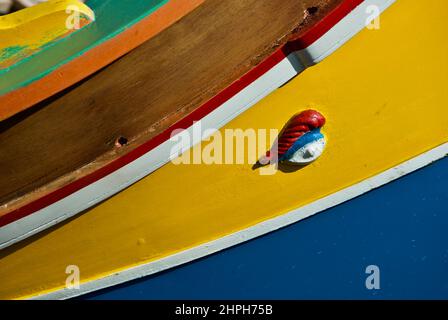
[260, 109, 326, 165]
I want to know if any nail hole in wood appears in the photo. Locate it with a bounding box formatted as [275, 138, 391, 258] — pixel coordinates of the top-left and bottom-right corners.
[115, 136, 128, 147]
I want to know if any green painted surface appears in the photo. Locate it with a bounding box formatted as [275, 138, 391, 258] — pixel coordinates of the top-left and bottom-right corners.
[0, 45, 28, 62]
[0, 45, 31, 69]
[0, 0, 169, 96]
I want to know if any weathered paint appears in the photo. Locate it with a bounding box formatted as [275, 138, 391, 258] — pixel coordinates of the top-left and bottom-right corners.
[0, 0, 95, 68]
[0, 0, 446, 300]
[0, 45, 28, 69]
[0, 0, 204, 121]
[0, 0, 166, 81]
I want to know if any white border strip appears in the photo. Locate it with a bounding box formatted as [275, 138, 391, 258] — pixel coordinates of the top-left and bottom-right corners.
[297, 0, 395, 66]
[0, 0, 395, 250]
[32, 143, 448, 300]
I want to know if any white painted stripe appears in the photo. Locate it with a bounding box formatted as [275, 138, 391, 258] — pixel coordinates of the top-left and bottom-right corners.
[32, 143, 448, 300]
[297, 0, 396, 66]
[0, 0, 395, 249]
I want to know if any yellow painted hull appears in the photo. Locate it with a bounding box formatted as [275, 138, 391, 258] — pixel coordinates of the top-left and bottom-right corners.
[0, 0, 447, 299]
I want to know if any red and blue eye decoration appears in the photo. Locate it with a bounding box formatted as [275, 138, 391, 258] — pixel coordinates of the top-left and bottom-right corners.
[261, 109, 326, 165]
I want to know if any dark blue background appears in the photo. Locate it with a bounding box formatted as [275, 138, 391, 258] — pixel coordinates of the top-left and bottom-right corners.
[85, 156, 448, 300]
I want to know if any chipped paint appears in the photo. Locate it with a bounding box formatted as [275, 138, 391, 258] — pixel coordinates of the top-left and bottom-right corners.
[0, 0, 169, 95]
[0, 0, 95, 69]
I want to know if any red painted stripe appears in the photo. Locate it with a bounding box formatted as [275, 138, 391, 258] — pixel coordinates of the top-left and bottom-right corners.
[0, 0, 363, 228]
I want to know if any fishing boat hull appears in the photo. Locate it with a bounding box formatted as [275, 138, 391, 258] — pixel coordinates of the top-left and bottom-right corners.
[0, 0, 446, 299]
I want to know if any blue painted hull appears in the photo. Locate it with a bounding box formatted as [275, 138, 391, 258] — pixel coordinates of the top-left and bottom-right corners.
[85, 156, 448, 299]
